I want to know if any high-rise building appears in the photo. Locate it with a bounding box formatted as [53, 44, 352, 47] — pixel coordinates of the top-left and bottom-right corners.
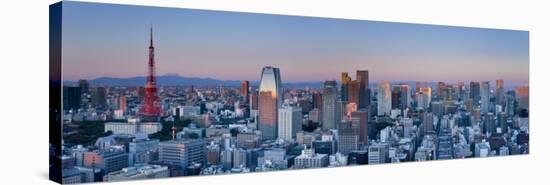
[322, 81, 340, 130]
[441, 85, 453, 101]
[63, 86, 81, 111]
[91, 87, 107, 109]
[250, 90, 259, 110]
[377, 82, 391, 116]
[419, 87, 432, 107]
[470, 82, 481, 103]
[497, 111, 508, 134]
[516, 85, 529, 110]
[483, 113, 496, 134]
[340, 72, 351, 102]
[258, 66, 282, 140]
[308, 108, 321, 123]
[391, 84, 410, 112]
[312, 91, 323, 110]
[436, 129, 453, 160]
[278, 105, 302, 141]
[505, 92, 515, 117]
[356, 70, 369, 109]
[480, 81, 490, 113]
[158, 139, 206, 167]
[348, 80, 360, 105]
[422, 113, 435, 135]
[495, 79, 504, 105]
[437, 82, 446, 99]
[119, 95, 127, 114]
[338, 120, 359, 154]
[351, 109, 368, 144]
[78, 79, 90, 94]
[241, 80, 250, 104]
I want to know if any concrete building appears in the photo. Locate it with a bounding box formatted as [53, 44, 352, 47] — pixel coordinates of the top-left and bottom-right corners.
[368, 144, 387, 164]
[105, 119, 162, 135]
[83, 150, 129, 173]
[377, 82, 392, 116]
[277, 105, 302, 141]
[294, 148, 328, 169]
[158, 139, 206, 167]
[480, 81, 490, 113]
[129, 138, 159, 166]
[322, 80, 340, 130]
[105, 165, 169, 182]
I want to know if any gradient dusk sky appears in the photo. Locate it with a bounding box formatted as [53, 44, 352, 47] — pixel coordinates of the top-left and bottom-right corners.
[61, 1, 529, 86]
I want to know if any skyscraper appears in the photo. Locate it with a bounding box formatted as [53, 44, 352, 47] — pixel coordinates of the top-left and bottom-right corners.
[312, 91, 323, 110]
[348, 80, 360, 105]
[278, 105, 302, 141]
[481, 81, 490, 113]
[258, 66, 282, 140]
[241, 80, 250, 104]
[63, 86, 81, 111]
[356, 70, 369, 109]
[377, 82, 391, 116]
[391, 84, 410, 112]
[338, 120, 359, 155]
[495, 79, 504, 105]
[418, 87, 432, 109]
[140, 27, 162, 121]
[78, 79, 89, 94]
[119, 95, 127, 114]
[437, 82, 446, 99]
[340, 72, 351, 102]
[322, 80, 339, 130]
[351, 110, 368, 144]
[91, 87, 107, 109]
[470, 82, 481, 104]
[516, 85, 529, 110]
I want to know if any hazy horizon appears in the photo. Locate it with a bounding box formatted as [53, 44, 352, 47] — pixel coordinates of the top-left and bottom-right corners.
[61, 2, 529, 86]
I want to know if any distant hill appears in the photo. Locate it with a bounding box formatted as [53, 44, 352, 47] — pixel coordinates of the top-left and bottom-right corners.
[64, 74, 443, 89]
[63, 74, 326, 88]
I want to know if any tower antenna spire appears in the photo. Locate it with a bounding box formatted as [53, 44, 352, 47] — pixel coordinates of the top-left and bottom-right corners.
[150, 26, 153, 47]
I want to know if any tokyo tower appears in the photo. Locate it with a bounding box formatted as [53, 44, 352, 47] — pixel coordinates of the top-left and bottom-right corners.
[140, 27, 162, 121]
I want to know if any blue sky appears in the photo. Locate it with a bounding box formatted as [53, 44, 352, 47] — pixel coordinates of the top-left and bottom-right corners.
[61, 1, 529, 86]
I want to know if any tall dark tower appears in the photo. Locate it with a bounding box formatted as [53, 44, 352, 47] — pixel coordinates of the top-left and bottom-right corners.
[140, 27, 162, 121]
[356, 70, 369, 109]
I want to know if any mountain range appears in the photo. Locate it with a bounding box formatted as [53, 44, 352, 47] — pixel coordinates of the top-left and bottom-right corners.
[63, 74, 326, 88]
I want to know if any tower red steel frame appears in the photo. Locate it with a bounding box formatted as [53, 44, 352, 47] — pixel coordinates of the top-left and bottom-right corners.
[140, 27, 162, 120]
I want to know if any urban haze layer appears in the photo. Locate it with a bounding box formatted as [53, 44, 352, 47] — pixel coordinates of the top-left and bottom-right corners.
[54, 26, 529, 184]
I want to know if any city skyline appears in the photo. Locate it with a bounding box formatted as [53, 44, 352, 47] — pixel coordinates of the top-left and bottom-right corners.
[51, 2, 529, 184]
[61, 2, 528, 86]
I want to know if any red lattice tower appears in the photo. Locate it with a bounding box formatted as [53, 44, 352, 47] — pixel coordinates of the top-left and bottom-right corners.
[140, 27, 162, 120]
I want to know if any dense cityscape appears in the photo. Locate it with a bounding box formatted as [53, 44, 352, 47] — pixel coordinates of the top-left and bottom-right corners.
[52, 28, 529, 184]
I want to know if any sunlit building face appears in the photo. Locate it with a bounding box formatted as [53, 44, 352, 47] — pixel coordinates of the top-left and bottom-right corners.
[259, 67, 282, 101]
[258, 66, 282, 140]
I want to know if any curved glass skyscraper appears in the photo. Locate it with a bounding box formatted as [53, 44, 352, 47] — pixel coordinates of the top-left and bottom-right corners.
[258, 66, 282, 140]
